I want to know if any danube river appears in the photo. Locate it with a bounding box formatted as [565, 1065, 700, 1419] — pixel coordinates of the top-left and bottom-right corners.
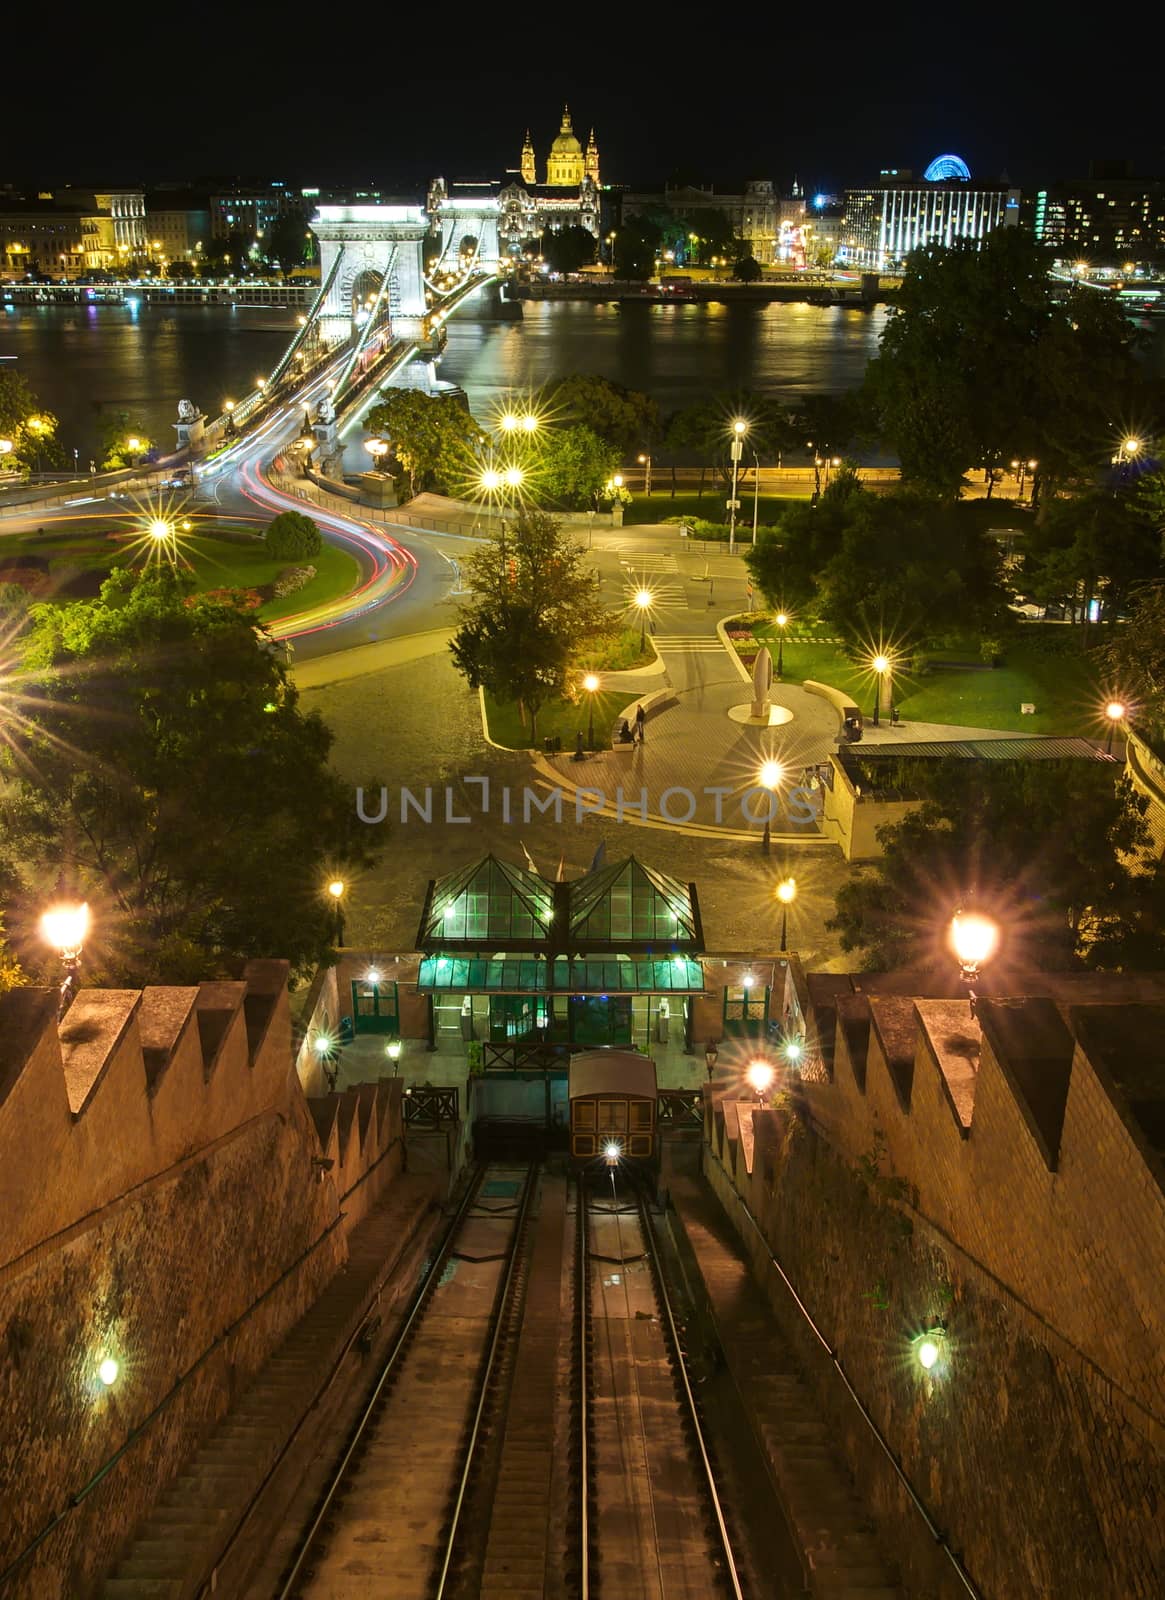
[1, 298, 891, 463]
[5, 296, 1164, 464]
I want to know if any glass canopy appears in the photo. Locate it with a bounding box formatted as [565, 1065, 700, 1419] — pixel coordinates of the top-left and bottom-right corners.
[417, 953, 705, 993]
[568, 857, 700, 948]
[418, 855, 556, 949]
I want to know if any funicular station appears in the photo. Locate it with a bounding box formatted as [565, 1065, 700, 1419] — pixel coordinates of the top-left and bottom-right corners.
[416, 853, 705, 1160]
[302, 853, 800, 1167]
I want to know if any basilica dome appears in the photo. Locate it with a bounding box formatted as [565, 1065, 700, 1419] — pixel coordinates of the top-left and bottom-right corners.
[546, 107, 585, 186]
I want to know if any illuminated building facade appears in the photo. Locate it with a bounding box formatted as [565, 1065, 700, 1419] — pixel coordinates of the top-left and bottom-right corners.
[492, 109, 603, 255]
[621, 181, 784, 265]
[840, 157, 1019, 270]
[1033, 163, 1165, 265]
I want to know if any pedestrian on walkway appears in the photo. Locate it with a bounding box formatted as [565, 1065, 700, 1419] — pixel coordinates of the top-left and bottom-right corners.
[635, 704, 646, 743]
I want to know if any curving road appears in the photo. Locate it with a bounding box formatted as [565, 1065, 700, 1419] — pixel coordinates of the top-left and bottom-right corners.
[0, 355, 464, 665]
[193, 359, 463, 661]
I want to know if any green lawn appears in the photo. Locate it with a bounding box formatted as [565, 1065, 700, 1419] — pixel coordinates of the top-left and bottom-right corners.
[583, 627, 655, 672]
[485, 687, 640, 751]
[746, 625, 1101, 736]
[623, 490, 806, 526]
[0, 517, 359, 622]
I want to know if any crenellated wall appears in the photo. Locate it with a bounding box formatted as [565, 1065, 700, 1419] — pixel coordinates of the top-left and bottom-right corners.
[0, 962, 404, 1598]
[701, 968, 1165, 1599]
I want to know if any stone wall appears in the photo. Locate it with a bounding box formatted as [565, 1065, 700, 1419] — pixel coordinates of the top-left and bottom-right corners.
[0, 961, 403, 1597]
[702, 971, 1165, 1599]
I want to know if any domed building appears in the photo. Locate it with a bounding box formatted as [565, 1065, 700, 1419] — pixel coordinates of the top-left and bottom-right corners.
[497, 107, 602, 258]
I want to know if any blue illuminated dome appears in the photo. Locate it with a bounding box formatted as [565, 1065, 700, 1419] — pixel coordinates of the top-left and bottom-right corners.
[924, 153, 971, 182]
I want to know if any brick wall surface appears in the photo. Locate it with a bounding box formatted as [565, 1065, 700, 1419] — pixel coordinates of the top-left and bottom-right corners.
[0, 1090, 344, 1598]
[705, 1102, 1165, 1600]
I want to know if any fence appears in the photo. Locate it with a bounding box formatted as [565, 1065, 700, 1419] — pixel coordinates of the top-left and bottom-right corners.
[402, 1086, 460, 1128]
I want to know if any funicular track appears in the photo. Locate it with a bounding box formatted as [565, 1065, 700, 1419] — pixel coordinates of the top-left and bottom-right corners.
[575, 1174, 746, 1600]
[275, 1162, 537, 1599]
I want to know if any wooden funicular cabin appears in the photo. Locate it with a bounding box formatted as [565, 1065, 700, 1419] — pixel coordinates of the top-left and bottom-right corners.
[414, 853, 706, 1069]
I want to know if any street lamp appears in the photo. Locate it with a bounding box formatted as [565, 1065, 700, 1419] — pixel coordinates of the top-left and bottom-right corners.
[40, 901, 90, 1016]
[745, 1060, 775, 1101]
[365, 437, 389, 474]
[1104, 699, 1126, 754]
[775, 877, 796, 952]
[774, 611, 789, 679]
[728, 419, 747, 554]
[326, 878, 346, 946]
[871, 653, 891, 727]
[757, 760, 783, 853]
[950, 910, 998, 985]
[637, 451, 653, 496]
[634, 586, 652, 649]
[583, 672, 600, 749]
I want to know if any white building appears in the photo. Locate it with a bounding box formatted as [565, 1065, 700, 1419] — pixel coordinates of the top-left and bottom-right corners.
[840, 157, 1020, 270]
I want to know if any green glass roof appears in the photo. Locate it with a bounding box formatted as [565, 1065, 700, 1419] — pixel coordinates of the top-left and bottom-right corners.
[419, 855, 555, 948]
[559, 957, 705, 993]
[569, 857, 699, 947]
[418, 956, 549, 992]
[416, 954, 704, 994]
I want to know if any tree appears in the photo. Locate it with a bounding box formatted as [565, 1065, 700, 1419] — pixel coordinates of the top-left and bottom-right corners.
[864, 229, 1145, 497]
[450, 510, 612, 744]
[746, 481, 1007, 644]
[733, 255, 763, 283]
[538, 424, 621, 509]
[264, 510, 323, 560]
[266, 207, 312, 274]
[828, 760, 1162, 972]
[1096, 581, 1165, 737]
[548, 375, 659, 455]
[1022, 488, 1160, 640]
[663, 392, 795, 491]
[539, 225, 597, 274]
[679, 208, 740, 266]
[0, 571, 376, 984]
[99, 410, 153, 469]
[0, 371, 64, 473]
[362, 390, 486, 498]
[613, 218, 661, 281]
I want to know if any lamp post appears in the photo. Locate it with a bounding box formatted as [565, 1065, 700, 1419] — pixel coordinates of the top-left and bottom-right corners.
[583, 673, 600, 749]
[751, 449, 760, 544]
[40, 901, 90, 1016]
[728, 419, 747, 554]
[327, 878, 346, 946]
[774, 611, 789, 679]
[745, 1060, 775, 1103]
[950, 909, 998, 994]
[871, 653, 891, 727]
[1104, 699, 1126, 755]
[365, 437, 389, 474]
[634, 587, 652, 650]
[758, 759, 783, 853]
[637, 452, 652, 496]
[776, 877, 796, 952]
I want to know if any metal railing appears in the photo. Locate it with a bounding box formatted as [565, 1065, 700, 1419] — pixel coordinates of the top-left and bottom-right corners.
[402, 1086, 459, 1128]
[658, 1089, 704, 1127]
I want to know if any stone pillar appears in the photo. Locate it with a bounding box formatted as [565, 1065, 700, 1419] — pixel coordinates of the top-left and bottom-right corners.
[393, 239, 427, 342]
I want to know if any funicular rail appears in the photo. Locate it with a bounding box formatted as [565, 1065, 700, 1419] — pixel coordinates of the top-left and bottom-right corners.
[275, 1162, 537, 1599]
[576, 1174, 746, 1598]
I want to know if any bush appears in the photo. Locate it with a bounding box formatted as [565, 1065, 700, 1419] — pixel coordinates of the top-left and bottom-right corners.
[273, 564, 316, 598]
[979, 636, 1005, 666]
[264, 511, 322, 560]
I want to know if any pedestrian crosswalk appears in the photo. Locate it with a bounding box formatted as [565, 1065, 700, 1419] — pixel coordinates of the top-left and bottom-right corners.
[654, 633, 726, 653]
[637, 582, 687, 605]
[620, 554, 679, 575]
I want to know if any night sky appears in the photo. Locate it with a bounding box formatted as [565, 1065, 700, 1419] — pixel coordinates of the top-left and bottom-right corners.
[9, 18, 1163, 195]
